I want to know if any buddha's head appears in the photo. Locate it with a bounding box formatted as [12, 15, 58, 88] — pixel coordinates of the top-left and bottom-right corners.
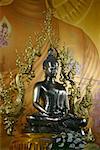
[43, 48, 59, 78]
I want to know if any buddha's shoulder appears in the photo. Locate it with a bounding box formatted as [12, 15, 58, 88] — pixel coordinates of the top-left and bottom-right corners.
[53, 17, 85, 37]
[34, 81, 45, 87]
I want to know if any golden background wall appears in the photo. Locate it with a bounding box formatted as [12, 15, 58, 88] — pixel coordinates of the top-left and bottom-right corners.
[0, 0, 100, 149]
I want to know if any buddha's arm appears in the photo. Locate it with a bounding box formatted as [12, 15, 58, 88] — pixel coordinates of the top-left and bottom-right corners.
[33, 85, 49, 116]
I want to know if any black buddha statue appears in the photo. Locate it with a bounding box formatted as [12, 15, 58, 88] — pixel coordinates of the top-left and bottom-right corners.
[24, 48, 87, 133]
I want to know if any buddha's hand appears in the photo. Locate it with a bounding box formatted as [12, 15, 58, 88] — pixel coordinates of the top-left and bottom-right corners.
[46, 117, 60, 121]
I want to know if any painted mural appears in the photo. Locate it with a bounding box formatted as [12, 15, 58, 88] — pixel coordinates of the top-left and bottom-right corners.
[0, 0, 100, 149]
[0, 16, 11, 47]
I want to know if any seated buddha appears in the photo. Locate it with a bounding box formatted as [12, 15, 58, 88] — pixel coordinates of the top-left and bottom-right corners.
[24, 48, 87, 133]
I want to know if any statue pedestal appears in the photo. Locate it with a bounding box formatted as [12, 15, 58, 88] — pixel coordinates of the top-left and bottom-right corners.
[9, 133, 53, 150]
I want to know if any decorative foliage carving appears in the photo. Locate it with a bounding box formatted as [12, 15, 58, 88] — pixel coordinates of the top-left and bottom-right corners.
[58, 46, 78, 84]
[74, 78, 93, 119]
[0, 37, 38, 135]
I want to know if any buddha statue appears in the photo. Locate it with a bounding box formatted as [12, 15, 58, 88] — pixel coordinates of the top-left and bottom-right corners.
[24, 48, 87, 133]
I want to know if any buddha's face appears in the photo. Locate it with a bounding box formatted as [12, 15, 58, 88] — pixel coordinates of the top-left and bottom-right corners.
[44, 61, 58, 78]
